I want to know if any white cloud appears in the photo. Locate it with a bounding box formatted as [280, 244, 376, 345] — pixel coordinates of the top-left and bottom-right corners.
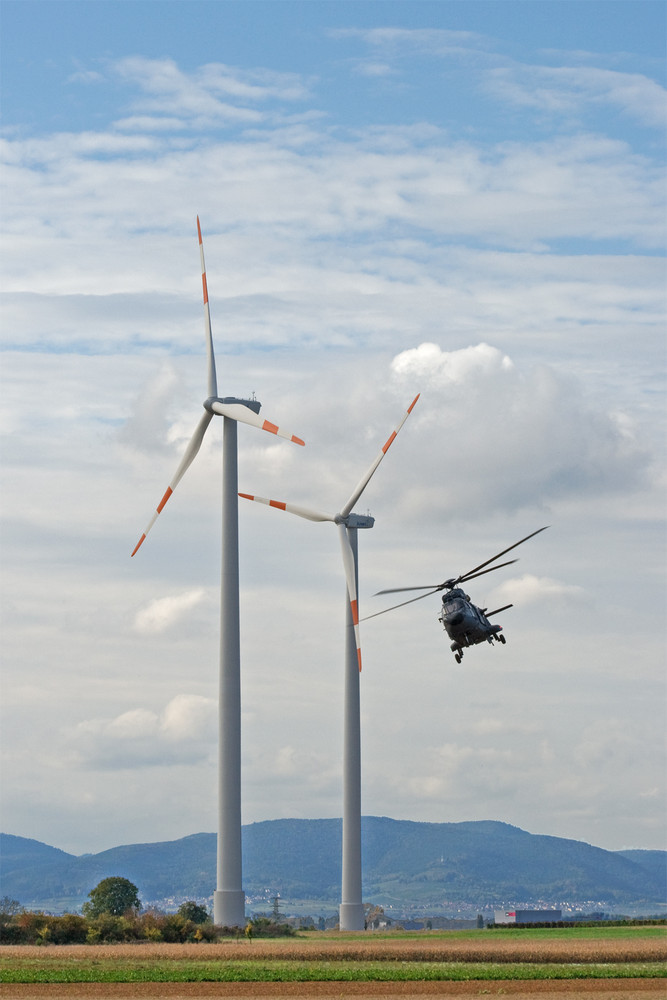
[107, 57, 311, 131]
[118, 363, 183, 454]
[487, 64, 667, 130]
[332, 28, 666, 132]
[392, 342, 513, 386]
[488, 574, 587, 609]
[161, 694, 217, 741]
[330, 26, 490, 58]
[389, 342, 651, 518]
[134, 590, 206, 634]
[69, 694, 216, 769]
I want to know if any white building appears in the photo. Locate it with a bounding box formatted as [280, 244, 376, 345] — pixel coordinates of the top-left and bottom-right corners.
[494, 909, 562, 924]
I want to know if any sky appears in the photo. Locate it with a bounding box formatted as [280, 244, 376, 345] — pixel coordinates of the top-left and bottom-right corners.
[1, 1, 665, 864]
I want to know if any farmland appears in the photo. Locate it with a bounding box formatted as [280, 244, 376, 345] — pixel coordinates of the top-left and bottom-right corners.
[1, 926, 665, 998]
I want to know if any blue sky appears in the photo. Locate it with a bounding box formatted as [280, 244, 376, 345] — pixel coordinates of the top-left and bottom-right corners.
[1, 0, 665, 875]
[5, 1, 664, 166]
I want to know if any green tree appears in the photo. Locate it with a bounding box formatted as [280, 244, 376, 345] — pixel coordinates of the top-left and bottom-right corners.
[82, 876, 140, 917]
[177, 901, 210, 924]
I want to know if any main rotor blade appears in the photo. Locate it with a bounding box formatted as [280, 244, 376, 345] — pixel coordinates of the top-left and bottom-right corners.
[456, 526, 549, 585]
[338, 522, 362, 672]
[339, 395, 420, 518]
[458, 559, 518, 584]
[197, 217, 217, 400]
[361, 587, 442, 622]
[375, 584, 442, 595]
[374, 559, 519, 597]
[238, 493, 335, 522]
[209, 401, 305, 446]
[131, 410, 214, 556]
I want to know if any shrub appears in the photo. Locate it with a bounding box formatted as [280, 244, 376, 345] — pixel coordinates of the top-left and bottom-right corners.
[86, 913, 137, 943]
[248, 916, 296, 937]
[161, 915, 197, 943]
[47, 914, 89, 944]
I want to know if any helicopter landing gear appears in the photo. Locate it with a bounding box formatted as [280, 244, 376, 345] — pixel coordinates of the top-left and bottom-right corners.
[454, 652, 462, 663]
[451, 642, 463, 664]
[497, 633, 506, 644]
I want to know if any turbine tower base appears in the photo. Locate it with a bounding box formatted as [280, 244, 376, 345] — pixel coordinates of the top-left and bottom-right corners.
[213, 890, 246, 928]
[339, 902, 365, 931]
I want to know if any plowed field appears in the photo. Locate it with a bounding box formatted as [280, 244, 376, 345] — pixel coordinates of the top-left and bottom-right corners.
[2, 981, 665, 999]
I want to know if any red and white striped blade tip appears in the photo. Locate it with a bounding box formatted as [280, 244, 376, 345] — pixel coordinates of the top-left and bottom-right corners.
[131, 484, 175, 556]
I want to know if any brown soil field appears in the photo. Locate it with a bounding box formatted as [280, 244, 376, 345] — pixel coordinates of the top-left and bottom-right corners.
[1, 981, 665, 999]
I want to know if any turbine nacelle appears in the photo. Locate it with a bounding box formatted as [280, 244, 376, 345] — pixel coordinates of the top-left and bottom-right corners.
[337, 513, 375, 529]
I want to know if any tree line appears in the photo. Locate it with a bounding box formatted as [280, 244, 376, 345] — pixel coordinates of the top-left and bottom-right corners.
[0, 877, 295, 944]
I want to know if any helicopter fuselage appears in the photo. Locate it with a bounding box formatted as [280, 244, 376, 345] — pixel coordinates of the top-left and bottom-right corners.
[438, 588, 505, 662]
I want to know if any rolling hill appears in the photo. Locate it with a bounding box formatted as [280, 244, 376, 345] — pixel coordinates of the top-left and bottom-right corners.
[1, 818, 664, 916]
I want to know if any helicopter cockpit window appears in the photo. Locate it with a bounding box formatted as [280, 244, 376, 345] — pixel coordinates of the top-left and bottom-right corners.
[443, 598, 465, 616]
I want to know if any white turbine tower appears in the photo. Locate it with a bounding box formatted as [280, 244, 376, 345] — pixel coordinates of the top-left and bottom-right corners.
[240, 394, 419, 930]
[132, 218, 305, 927]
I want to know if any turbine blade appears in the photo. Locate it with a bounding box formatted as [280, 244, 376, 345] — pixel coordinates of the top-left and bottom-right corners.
[340, 394, 419, 518]
[131, 410, 214, 556]
[361, 587, 441, 622]
[238, 493, 335, 522]
[338, 523, 362, 672]
[210, 401, 305, 446]
[197, 217, 217, 399]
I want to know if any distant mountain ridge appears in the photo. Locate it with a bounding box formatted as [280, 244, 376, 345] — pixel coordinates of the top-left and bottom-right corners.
[1, 818, 665, 916]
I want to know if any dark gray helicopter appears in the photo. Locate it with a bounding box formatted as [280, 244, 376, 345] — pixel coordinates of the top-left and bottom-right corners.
[364, 527, 548, 663]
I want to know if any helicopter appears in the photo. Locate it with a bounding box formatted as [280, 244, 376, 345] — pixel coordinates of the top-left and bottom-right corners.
[363, 526, 549, 663]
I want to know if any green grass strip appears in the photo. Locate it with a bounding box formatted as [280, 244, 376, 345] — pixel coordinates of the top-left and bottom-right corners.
[2, 961, 666, 983]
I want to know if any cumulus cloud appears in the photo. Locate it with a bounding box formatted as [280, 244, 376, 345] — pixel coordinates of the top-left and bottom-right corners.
[69, 694, 216, 769]
[390, 342, 651, 517]
[392, 342, 513, 386]
[134, 589, 206, 634]
[488, 574, 587, 608]
[161, 694, 216, 741]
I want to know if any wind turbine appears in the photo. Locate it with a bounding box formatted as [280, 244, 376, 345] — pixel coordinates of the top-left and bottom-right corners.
[240, 394, 419, 929]
[132, 218, 305, 927]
